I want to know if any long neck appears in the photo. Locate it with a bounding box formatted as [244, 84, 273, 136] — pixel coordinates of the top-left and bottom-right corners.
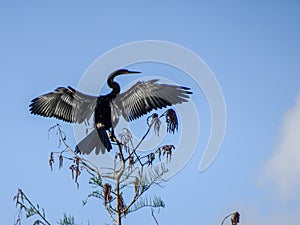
[107, 75, 121, 96]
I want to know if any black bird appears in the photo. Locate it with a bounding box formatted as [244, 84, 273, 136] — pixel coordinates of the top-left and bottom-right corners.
[29, 69, 192, 155]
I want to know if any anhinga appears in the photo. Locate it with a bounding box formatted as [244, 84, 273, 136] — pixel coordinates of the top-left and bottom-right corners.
[29, 69, 192, 155]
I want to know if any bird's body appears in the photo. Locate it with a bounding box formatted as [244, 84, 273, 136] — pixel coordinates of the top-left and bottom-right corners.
[94, 96, 114, 129]
[30, 69, 192, 154]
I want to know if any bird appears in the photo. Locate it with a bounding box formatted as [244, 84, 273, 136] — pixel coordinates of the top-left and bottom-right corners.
[29, 69, 192, 155]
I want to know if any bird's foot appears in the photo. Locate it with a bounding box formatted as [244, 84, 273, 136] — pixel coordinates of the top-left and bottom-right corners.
[109, 131, 116, 142]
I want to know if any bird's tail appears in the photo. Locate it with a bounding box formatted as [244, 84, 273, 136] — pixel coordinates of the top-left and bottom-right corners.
[75, 128, 112, 155]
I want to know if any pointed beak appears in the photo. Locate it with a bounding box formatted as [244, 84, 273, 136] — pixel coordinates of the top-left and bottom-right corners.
[127, 70, 141, 74]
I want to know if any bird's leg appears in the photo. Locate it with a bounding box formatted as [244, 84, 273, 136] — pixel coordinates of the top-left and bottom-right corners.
[109, 128, 117, 142]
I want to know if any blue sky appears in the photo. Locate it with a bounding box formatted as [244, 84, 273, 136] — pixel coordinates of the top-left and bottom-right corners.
[1, 1, 300, 224]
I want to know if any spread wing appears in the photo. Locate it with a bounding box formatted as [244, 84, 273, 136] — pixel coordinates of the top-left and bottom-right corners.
[113, 79, 192, 121]
[29, 86, 98, 123]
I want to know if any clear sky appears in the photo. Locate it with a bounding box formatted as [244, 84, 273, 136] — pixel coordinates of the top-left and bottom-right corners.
[1, 1, 300, 225]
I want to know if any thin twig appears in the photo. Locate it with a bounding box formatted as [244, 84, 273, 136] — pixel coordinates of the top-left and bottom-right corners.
[53, 124, 102, 177]
[221, 213, 234, 225]
[105, 206, 118, 225]
[15, 189, 51, 225]
[125, 121, 154, 162]
[151, 208, 159, 225]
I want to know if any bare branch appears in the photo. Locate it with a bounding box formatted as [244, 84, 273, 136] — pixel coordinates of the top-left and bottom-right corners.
[151, 208, 159, 225]
[14, 189, 51, 225]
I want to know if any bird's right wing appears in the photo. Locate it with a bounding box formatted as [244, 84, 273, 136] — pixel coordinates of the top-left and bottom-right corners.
[29, 86, 98, 123]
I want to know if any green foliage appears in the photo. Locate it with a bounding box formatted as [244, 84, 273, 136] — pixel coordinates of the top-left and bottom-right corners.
[127, 196, 165, 214]
[89, 175, 102, 187]
[58, 213, 90, 225]
[58, 214, 77, 225]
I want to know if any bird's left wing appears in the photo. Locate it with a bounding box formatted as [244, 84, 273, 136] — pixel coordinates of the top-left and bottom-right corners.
[113, 80, 192, 121]
[29, 86, 98, 123]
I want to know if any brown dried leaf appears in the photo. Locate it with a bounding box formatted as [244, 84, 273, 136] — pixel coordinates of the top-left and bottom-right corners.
[49, 152, 54, 171]
[165, 109, 178, 134]
[59, 154, 63, 169]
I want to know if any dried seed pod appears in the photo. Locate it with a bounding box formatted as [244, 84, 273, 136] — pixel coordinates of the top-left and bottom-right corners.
[165, 109, 178, 134]
[231, 211, 240, 225]
[103, 183, 112, 205]
[49, 152, 54, 171]
[59, 154, 63, 169]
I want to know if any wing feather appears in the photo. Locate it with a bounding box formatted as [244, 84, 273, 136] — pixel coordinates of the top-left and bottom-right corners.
[114, 80, 192, 121]
[29, 86, 97, 123]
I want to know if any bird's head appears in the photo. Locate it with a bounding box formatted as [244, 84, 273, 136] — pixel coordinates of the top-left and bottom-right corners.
[107, 69, 141, 93]
[108, 69, 141, 80]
